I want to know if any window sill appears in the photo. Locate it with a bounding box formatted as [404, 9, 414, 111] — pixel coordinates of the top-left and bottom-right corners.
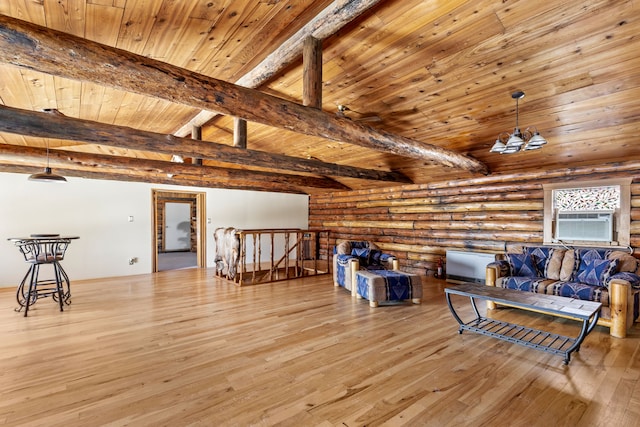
[542, 241, 631, 252]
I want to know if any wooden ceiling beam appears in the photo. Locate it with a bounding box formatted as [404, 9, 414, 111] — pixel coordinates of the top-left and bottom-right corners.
[303, 36, 323, 109]
[233, 118, 247, 149]
[0, 143, 350, 190]
[0, 104, 407, 183]
[175, 0, 385, 134]
[191, 125, 203, 166]
[0, 15, 488, 175]
[0, 163, 307, 194]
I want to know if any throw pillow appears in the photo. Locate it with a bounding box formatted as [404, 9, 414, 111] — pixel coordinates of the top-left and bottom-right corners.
[575, 258, 619, 287]
[608, 271, 640, 289]
[351, 241, 369, 250]
[351, 247, 371, 267]
[351, 247, 369, 257]
[559, 250, 575, 281]
[525, 247, 551, 272]
[526, 247, 563, 278]
[545, 249, 565, 280]
[608, 251, 639, 273]
[572, 248, 613, 283]
[506, 253, 538, 277]
[368, 249, 382, 265]
[531, 254, 544, 277]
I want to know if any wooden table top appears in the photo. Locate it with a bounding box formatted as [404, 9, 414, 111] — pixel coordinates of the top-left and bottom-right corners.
[7, 235, 79, 242]
[445, 283, 602, 320]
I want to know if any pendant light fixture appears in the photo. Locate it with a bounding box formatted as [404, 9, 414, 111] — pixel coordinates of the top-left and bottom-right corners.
[490, 91, 547, 154]
[28, 141, 67, 183]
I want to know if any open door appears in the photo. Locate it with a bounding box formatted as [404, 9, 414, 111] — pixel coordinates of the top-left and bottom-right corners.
[152, 189, 206, 272]
[164, 202, 192, 252]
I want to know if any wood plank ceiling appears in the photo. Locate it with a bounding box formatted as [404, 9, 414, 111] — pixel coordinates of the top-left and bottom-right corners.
[0, 0, 639, 194]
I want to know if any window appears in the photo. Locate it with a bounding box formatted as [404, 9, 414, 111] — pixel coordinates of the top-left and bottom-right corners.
[554, 186, 620, 211]
[543, 178, 631, 247]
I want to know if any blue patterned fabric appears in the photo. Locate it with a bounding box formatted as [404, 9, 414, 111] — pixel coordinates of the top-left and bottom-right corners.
[506, 253, 537, 277]
[524, 247, 554, 277]
[575, 248, 612, 261]
[609, 271, 640, 289]
[495, 247, 640, 321]
[350, 247, 385, 268]
[334, 242, 395, 288]
[356, 270, 417, 301]
[368, 249, 382, 266]
[501, 276, 551, 293]
[550, 281, 607, 303]
[335, 254, 353, 287]
[351, 241, 369, 250]
[351, 247, 369, 257]
[530, 254, 548, 278]
[576, 258, 619, 287]
[351, 247, 370, 267]
[572, 248, 613, 280]
[336, 254, 354, 267]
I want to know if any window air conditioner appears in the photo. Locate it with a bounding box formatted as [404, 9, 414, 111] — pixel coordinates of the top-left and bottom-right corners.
[555, 211, 613, 242]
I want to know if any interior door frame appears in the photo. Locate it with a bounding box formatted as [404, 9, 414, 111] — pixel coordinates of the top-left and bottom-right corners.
[152, 189, 206, 273]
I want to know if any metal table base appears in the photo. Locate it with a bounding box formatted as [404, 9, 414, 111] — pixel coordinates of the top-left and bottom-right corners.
[15, 261, 72, 316]
[445, 284, 601, 365]
[8, 236, 78, 317]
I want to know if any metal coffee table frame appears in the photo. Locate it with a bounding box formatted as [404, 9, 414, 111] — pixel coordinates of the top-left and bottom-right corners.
[445, 283, 602, 365]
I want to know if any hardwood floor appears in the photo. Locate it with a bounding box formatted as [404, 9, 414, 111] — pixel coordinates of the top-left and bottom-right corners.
[0, 269, 639, 426]
[157, 251, 198, 271]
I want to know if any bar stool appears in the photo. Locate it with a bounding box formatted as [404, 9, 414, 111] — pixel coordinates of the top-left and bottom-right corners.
[14, 238, 71, 317]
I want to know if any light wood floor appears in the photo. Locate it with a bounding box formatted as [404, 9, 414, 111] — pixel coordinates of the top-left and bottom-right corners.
[0, 269, 639, 426]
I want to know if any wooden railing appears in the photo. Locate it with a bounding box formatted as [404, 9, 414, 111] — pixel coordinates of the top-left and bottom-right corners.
[233, 229, 330, 285]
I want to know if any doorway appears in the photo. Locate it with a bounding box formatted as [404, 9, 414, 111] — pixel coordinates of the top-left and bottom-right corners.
[165, 202, 191, 252]
[152, 190, 206, 272]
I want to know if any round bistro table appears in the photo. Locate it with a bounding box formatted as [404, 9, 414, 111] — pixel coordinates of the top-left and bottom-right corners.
[7, 235, 79, 317]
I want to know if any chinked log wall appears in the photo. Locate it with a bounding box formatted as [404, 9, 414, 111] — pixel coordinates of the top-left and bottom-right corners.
[309, 167, 640, 276]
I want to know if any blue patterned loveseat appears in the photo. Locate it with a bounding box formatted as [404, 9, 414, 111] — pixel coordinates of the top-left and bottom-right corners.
[486, 246, 640, 338]
[332, 240, 398, 296]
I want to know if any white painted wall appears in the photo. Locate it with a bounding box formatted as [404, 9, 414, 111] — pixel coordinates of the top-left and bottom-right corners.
[0, 172, 308, 287]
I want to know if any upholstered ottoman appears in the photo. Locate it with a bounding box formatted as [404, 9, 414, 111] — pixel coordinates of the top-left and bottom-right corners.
[355, 270, 422, 307]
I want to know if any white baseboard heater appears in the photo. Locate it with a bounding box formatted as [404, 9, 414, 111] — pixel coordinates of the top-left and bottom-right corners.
[446, 250, 496, 284]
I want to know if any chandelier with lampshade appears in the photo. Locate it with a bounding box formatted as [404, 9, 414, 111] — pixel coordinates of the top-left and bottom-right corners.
[490, 91, 548, 154]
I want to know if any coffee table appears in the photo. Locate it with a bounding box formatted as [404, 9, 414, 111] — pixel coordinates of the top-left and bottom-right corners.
[445, 283, 602, 364]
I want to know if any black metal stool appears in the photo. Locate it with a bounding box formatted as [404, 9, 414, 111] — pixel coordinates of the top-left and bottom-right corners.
[14, 238, 72, 317]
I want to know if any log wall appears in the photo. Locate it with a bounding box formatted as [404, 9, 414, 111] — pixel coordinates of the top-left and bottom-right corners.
[309, 165, 640, 276]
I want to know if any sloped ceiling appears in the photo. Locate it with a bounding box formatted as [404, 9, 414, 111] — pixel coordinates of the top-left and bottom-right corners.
[0, 0, 639, 194]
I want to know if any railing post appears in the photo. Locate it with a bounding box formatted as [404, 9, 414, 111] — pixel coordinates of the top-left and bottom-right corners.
[223, 228, 329, 285]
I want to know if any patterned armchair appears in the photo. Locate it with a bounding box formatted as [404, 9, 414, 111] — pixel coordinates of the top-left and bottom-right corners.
[332, 240, 398, 296]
